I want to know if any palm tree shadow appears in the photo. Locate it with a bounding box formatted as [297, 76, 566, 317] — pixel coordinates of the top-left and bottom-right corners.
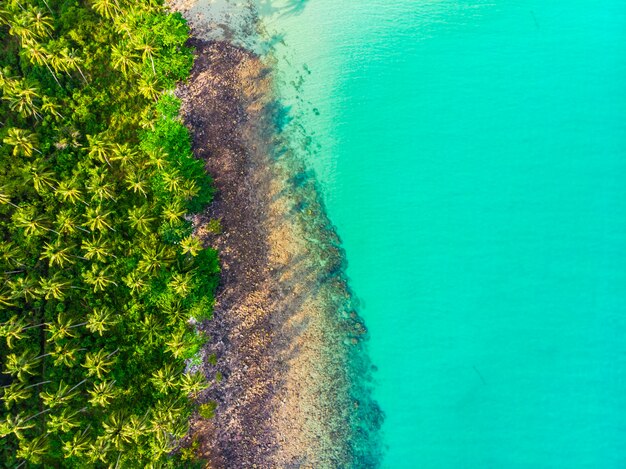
[256, 0, 310, 17]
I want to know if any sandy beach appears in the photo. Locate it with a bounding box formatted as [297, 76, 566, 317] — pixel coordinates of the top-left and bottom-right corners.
[170, 1, 381, 466]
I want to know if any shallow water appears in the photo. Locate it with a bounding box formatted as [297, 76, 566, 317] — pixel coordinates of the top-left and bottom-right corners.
[258, 0, 626, 467]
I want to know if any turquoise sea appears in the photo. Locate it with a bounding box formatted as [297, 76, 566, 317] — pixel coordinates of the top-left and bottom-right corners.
[258, 1, 626, 467]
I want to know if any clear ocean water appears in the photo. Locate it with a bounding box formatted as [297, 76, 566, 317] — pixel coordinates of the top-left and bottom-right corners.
[258, 1, 626, 467]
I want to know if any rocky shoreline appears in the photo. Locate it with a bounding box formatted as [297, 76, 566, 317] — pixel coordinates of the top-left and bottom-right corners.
[172, 3, 382, 467]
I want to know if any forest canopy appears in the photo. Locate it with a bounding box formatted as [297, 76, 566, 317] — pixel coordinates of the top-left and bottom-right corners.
[0, 0, 218, 466]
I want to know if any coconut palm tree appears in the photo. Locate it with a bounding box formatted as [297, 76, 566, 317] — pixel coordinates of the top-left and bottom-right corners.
[40, 380, 85, 408]
[5, 82, 41, 119]
[161, 200, 185, 226]
[179, 235, 202, 257]
[83, 265, 117, 292]
[55, 180, 84, 205]
[3, 128, 38, 157]
[48, 313, 85, 341]
[47, 407, 84, 433]
[82, 349, 117, 379]
[4, 350, 41, 382]
[179, 372, 207, 397]
[86, 307, 117, 335]
[138, 76, 159, 101]
[88, 380, 117, 407]
[0, 185, 19, 209]
[123, 271, 147, 294]
[8, 275, 41, 302]
[82, 236, 114, 262]
[124, 170, 148, 197]
[62, 426, 92, 457]
[134, 34, 158, 74]
[151, 363, 179, 393]
[102, 411, 128, 450]
[86, 172, 116, 202]
[91, 0, 120, 19]
[38, 273, 70, 301]
[22, 40, 61, 86]
[0, 412, 35, 439]
[84, 206, 114, 232]
[86, 134, 112, 167]
[110, 44, 138, 76]
[164, 331, 187, 359]
[169, 272, 193, 296]
[16, 434, 48, 463]
[127, 205, 155, 234]
[51, 341, 82, 367]
[40, 241, 75, 268]
[14, 208, 58, 236]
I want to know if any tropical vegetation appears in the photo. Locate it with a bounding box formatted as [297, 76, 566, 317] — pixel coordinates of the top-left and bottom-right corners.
[0, 0, 219, 466]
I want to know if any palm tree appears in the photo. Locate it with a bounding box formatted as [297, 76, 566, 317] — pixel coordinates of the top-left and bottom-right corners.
[16, 434, 48, 464]
[110, 44, 138, 76]
[180, 235, 203, 257]
[22, 40, 61, 86]
[179, 372, 208, 397]
[151, 363, 179, 393]
[88, 380, 117, 407]
[48, 313, 85, 341]
[40, 241, 75, 267]
[51, 341, 82, 367]
[83, 265, 118, 292]
[127, 205, 155, 234]
[138, 76, 159, 101]
[8, 275, 41, 302]
[161, 169, 182, 194]
[169, 272, 193, 296]
[137, 243, 174, 275]
[161, 200, 185, 226]
[62, 47, 88, 83]
[84, 206, 114, 232]
[5, 82, 41, 119]
[140, 314, 162, 345]
[134, 34, 158, 74]
[2, 383, 31, 408]
[86, 134, 112, 167]
[86, 172, 116, 202]
[29, 165, 58, 194]
[4, 350, 41, 382]
[123, 271, 147, 294]
[82, 348, 117, 379]
[38, 273, 70, 300]
[3, 128, 38, 157]
[14, 208, 58, 236]
[82, 236, 114, 262]
[121, 414, 148, 443]
[91, 0, 120, 19]
[24, 8, 53, 37]
[47, 407, 83, 433]
[101, 411, 128, 449]
[40, 380, 85, 408]
[0, 412, 35, 439]
[41, 96, 64, 119]
[125, 171, 148, 197]
[0, 315, 28, 348]
[56, 210, 89, 235]
[62, 426, 92, 457]
[0, 184, 19, 209]
[165, 331, 187, 358]
[87, 307, 117, 335]
[55, 180, 84, 205]
[111, 142, 138, 167]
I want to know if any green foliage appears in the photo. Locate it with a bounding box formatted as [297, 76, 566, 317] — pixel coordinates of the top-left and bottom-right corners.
[197, 401, 217, 420]
[0, 0, 219, 466]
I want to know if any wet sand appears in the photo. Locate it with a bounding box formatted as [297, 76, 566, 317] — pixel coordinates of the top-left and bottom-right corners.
[172, 3, 381, 467]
